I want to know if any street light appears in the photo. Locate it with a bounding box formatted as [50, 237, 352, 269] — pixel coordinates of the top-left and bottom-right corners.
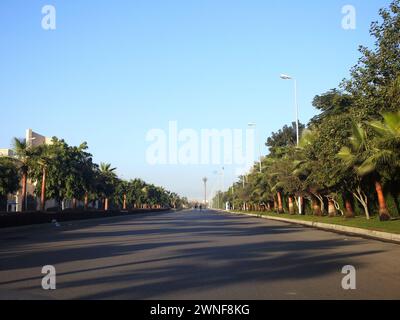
[202, 177, 208, 207]
[280, 73, 302, 214]
[248, 122, 262, 173]
[280, 74, 300, 146]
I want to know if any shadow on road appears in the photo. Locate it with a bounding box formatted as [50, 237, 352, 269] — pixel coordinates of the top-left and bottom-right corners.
[0, 210, 390, 299]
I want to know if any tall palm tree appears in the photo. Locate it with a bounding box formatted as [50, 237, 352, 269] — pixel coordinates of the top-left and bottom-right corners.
[338, 119, 398, 221]
[33, 145, 54, 212]
[99, 162, 117, 211]
[12, 138, 33, 211]
[364, 111, 400, 219]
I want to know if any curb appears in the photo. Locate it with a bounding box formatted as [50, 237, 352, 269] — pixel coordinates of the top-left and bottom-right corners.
[219, 210, 400, 245]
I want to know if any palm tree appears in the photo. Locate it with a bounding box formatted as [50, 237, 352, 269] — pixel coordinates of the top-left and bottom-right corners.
[33, 145, 54, 211]
[338, 119, 397, 221]
[12, 138, 33, 211]
[99, 162, 117, 211]
[364, 111, 400, 219]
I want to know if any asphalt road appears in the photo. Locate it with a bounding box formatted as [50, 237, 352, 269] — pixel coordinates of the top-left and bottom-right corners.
[0, 209, 399, 300]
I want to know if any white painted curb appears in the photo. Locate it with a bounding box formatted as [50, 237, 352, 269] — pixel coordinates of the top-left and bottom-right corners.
[218, 210, 400, 244]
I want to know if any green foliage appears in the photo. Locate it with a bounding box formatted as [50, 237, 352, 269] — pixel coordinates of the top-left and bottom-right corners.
[0, 158, 20, 198]
[266, 122, 305, 157]
[9, 138, 185, 211]
[215, 1, 400, 221]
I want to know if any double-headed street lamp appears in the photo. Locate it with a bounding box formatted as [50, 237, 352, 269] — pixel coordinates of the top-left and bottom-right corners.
[280, 74, 302, 214]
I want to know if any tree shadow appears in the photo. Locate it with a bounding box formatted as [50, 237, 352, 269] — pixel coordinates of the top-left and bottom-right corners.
[0, 210, 391, 299]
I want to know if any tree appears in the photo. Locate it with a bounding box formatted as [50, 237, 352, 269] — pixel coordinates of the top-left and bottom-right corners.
[114, 180, 129, 210]
[343, 0, 400, 121]
[219, 1, 400, 222]
[99, 162, 117, 211]
[268, 155, 301, 214]
[64, 143, 96, 209]
[301, 108, 355, 217]
[12, 138, 35, 211]
[338, 122, 393, 221]
[266, 122, 305, 157]
[0, 158, 20, 210]
[310, 89, 353, 126]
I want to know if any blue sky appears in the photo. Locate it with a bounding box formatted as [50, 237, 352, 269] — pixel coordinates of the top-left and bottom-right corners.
[0, 0, 389, 200]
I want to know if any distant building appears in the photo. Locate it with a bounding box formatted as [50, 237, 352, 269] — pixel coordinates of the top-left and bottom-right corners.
[0, 149, 14, 157]
[26, 129, 53, 148]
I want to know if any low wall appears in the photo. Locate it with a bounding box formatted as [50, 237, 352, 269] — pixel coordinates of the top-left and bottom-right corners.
[0, 208, 170, 229]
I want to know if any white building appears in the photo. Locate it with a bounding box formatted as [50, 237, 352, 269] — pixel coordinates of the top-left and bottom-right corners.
[26, 129, 53, 148]
[0, 149, 14, 157]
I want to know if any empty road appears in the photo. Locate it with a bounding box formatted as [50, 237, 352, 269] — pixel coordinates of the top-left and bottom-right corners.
[0, 209, 399, 300]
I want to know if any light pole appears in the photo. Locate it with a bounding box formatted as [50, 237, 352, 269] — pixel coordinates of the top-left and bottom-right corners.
[280, 74, 302, 214]
[248, 123, 262, 173]
[221, 167, 225, 192]
[202, 177, 208, 207]
[280, 74, 300, 145]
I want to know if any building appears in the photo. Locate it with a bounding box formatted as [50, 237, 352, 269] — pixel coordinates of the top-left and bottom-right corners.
[0, 149, 14, 157]
[26, 129, 53, 148]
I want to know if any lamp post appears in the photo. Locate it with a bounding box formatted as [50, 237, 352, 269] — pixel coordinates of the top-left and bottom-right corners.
[280, 74, 302, 214]
[221, 167, 225, 192]
[202, 177, 208, 207]
[248, 123, 262, 173]
[280, 74, 300, 145]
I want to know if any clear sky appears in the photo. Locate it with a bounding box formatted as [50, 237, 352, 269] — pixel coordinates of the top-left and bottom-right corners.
[0, 0, 390, 200]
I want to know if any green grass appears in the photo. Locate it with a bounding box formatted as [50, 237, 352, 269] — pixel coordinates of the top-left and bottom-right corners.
[232, 211, 400, 235]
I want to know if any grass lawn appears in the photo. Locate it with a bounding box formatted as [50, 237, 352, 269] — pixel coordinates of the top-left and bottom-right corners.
[231, 211, 400, 235]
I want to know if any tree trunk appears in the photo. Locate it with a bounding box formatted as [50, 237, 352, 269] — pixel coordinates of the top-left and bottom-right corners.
[312, 197, 322, 216]
[21, 172, 27, 212]
[353, 186, 370, 220]
[375, 181, 391, 221]
[314, 194, 325, 215]
[104, 198, 109, 211]
[300, 196, 304, 215]
[84, 193, 89, 210]
[328, 199, 337, 217]
[40, 167, 46, 211]
[277, 192, 284, 213]
[72, 198, 77, 209]
[288, 196, 295, 215]
[344, 196, 355, 218]
[123, 194, 127, 210]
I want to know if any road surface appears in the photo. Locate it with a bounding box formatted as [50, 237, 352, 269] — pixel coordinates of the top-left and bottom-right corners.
[0, 209, 399, 300]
